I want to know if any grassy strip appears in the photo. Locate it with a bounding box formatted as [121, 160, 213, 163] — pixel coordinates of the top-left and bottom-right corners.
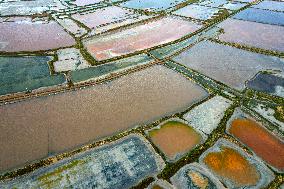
[274, 106, 284, 122]
[266, 174, 284, 189]
[130, 177, 155, 189]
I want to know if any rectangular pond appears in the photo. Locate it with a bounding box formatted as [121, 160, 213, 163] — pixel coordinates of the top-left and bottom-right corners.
[0, 56, 65, 96]
[218, 18, 284, 52]
[0, 17, 75, 52]
[0, 65, 208, 171]
[172, 40, 284, 90]
[0, 135, 165, 189]
[83, 16, 202, 61]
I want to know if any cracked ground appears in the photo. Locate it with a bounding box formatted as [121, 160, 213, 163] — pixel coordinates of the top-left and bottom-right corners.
[0, 0, 283, 188]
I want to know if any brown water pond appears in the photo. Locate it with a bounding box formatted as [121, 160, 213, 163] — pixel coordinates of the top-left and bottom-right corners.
[149, 120, 202, 160]
[0, 65, 208, 172]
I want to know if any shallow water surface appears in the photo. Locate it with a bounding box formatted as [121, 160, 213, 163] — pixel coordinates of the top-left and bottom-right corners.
[0, 17, 75, 52]
[233, 8, 284, 26]
[173, 40, 284, 90]
[173, 4, 220, 21]
[229, 118, 284, 171]
[252, 0, 284, 12]
[246, 72, 284, 97]
[204, 146, 260, 187]
[0, 135, 164, 189]
[84, 16, 202, 61]
[72, 6, 150, 34]
[0, 65, 208, 171]
[218, 18, 284, 52]
[72, 0, 104, 6]
[120, 0, 186, 11]
[0, 56, 65, 95]
[149, 121, 202, 160]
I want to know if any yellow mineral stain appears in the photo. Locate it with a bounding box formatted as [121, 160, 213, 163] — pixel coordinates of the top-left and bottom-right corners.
[188, 171, 209, 189]
[38, 159, 84, 188]
[204, 147, 260, 187]
[149, 121, 202, 159]
[275, 106, 284, 122]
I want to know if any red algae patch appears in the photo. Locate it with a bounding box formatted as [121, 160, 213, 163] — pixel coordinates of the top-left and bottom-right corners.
[83, 16, 202, 61]
[0, 65, 208, 172]
[0, 17, 75, 52]
[229, 118, 284, 172]
[203, 147, 260, 187]
[148, 120, 203, 160]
